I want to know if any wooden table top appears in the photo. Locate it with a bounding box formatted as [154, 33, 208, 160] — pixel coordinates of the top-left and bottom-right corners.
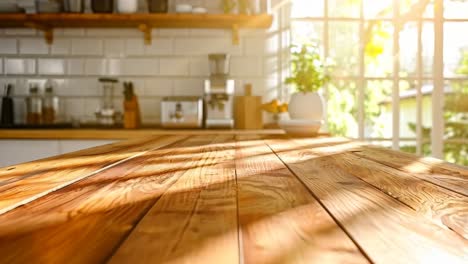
[0, 135, 466, 263]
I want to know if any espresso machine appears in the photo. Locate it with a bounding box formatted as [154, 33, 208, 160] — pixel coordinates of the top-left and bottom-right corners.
[204, 54, 235, 128]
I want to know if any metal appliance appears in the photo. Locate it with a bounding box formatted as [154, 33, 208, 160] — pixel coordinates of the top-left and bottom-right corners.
[161, 96, 203, 128]
[204, 54, 235, 128]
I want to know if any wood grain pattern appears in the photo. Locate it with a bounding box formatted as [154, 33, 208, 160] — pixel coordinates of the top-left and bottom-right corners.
[0, 129, 285, 140]
[0, 135, 185, 215]
[266, 138, 468, 264]
[0, 13, 273, 29]
[109, 135, 239, 264]
[353, 146, 468, 196]
[283, 137, 468, 239]
[0, 135, 220, 263]
[235, 135, 369, 264]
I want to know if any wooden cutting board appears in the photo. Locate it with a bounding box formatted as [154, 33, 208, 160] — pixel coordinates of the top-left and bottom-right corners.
[234, 85, 263, 129]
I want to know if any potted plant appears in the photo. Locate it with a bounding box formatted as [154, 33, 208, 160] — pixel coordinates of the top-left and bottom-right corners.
[285, 43, 330, 121]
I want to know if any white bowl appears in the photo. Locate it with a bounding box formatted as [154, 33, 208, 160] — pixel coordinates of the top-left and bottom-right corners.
[192, 7, 207, 14]
[279, 119, 323, 136]
[175, 4, 192, 13]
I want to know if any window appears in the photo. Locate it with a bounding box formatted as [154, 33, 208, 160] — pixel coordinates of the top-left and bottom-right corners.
[288, 0, 468, 165]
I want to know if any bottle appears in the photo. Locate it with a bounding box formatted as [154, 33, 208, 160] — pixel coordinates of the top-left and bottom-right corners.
[1, 84, 15, 126]
[42, 80, 60, 125]
[25, 85, 42, 125]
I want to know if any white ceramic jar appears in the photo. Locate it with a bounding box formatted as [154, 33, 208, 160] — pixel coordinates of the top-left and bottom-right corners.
[117, 0, 138, 13]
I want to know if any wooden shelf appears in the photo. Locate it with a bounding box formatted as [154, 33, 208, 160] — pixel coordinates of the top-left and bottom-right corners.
[0, 13, 273, 45]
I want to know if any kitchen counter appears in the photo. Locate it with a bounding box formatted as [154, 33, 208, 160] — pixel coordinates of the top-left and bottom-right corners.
[0, 128, 286, 140]
[0, 135, 466, 263]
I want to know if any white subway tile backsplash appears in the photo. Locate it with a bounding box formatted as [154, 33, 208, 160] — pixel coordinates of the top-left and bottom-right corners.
[38, 59, 65, 75]
[157, 29, 189, 37]
[145, 38, 173, 55]
[244, 38, 267, 56]
[189, 57, 210, 77]
[0, 39, 17, 54]
[86, 29, 140, 37]
[65, 79, 100, 96]
[107, 59, 123, 76]
[104, 39, 125, 57]
[122, 59, 159, 76]
[159, 58, 189, 76]
[67, 59, 85, 75]
[50, 39, 71, 55]
[173, 79, 204, 96]
[144, 79, 173, 96]
[125, 38, 145, 56]
[174, 38, 242, 55]
[230, 57, 262, 77]
[64, 98, 85, 119]
[0, 10, 273, 123]
[5, 29, 36, 36]
[19, 38, 48, 54]
[5, 59, 36, 75]
[72, 39, 103, 56]
[85, 59, 107, 75]
[61, 29, 86, 36]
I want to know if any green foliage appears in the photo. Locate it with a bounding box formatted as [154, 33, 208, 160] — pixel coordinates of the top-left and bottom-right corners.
[285, 43, 330, 93]
[221, 0, 236, 14]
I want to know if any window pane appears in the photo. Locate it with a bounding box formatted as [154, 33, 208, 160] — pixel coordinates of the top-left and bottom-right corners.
[291, 21, 324, 47]
[329, 22, 360, 76]
[400, 0, 433, 19]
[400, 22, 418, 77]
[364, 21, 394, 77]
[444, 80, 468, 166]
[444, 22, 468, 77]
[422, 22, 434, 77]
[327, 80, 358, 138]
[445, 0, 468, 19]
[365, 80, 393, 138]
[328, 0, 361, 18]
[363, 0, 392, 18]
[291, 0, 324, 18]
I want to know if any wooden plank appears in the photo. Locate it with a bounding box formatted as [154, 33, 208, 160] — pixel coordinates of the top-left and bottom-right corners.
[235, 136, 369, 264]
[0, 136, 219, 263]
[0, 14, 273, 29]
[328, 152, 468, 239]
[109, 135, 239, 264]
[266, 138, 468, 264]
[0, 135, 185, 215]
[352, 145, 468, 196]
[0, 129, 285, 140]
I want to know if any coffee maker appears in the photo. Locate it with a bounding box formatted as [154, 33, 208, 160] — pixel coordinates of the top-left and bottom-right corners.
[204, 54, 235, 128]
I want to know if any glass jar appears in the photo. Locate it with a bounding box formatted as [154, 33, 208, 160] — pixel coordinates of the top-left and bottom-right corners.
[42, 81, 60, 125]
[25, 85, 42, 125]
[147, 0, 168, 13]
[91, 0, 114, 13]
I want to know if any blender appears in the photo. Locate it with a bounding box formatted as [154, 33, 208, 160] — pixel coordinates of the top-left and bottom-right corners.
[204, 54, 235, 128]
[95, 78, 121, 126]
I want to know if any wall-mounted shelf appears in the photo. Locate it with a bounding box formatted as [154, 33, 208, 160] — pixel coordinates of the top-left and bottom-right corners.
[0, 13, 273, 45]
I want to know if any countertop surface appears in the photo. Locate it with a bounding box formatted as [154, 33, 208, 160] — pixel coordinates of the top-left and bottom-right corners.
[0, 129, 286, 140]
[0, 135, 466, 263]
[0, 135, 468, 264]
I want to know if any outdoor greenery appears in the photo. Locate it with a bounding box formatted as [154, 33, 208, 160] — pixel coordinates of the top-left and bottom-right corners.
[285, 44, 330, 93]
[291, 0, 467, 165]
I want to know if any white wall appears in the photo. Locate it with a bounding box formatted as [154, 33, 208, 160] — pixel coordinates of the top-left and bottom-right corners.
[0, 0, 283, 125]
